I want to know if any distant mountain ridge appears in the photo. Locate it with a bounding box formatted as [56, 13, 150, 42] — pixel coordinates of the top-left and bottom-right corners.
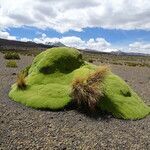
[0, 38, 55, 51]
[0, 38, 149, 56]
[0, 38, 66, 52]
[84, 48, 150, 56]
[46, 42, 66, 47]
[111, 50, 150, 56]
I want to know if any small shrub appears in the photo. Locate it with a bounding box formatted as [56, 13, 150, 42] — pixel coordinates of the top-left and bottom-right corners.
[4, 52, 20, 59]
[6, 60, 17, 68]
[112, 62, 123, 65]
[125, 62, 138, 67]
[139, 63, 150, 68]
[27, 53, 32, 56]
[20, 65, 31, 77]
[71, 66, 109, 110]
[16, 73, 27, 90]
[88, 59, 94, 63]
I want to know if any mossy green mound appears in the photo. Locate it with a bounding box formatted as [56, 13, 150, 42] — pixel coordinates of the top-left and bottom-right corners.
[9, 47, 150, 120]
[99, 74, 150, 119]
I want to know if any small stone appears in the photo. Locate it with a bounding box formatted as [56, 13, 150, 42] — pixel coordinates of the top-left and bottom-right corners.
[12, 73, 16, 75]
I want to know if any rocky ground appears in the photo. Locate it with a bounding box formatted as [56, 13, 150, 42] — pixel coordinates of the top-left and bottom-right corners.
[0, 52, 150, 150]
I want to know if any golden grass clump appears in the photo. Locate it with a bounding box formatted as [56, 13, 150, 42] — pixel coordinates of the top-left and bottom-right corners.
[16, 73, 27, 90]
[71, 66, 110, 110]
[87, 65, 110, 85]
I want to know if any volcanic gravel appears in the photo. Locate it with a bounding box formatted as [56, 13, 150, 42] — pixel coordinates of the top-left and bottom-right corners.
[0, 52, 150, 150]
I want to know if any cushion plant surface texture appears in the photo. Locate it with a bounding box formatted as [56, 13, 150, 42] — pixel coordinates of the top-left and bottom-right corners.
[9, 47, 150, 120]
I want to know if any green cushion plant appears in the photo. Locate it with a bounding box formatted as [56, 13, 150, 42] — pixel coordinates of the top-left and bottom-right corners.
[9, 47, 150, 120]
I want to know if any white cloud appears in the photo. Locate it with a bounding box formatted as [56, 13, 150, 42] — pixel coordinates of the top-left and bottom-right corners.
[0, 0, 150, 32]
[60, 36, 86, 49]
[24, 34, 117, 52]
[0, 30, 16, 40]
[58, 37, 115, 52]
[129, 42, 150, 54]
[86, 38, 111, 50]
[1, 29, 149, 54]
[20, 37, 31, 42]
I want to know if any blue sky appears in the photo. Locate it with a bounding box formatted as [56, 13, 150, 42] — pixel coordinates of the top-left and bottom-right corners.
[7, 26, 150, 46]
[0, 0, 150, 54]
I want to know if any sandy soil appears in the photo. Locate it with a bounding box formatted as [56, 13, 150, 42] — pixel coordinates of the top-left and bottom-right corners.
[0, 52, 150, 150]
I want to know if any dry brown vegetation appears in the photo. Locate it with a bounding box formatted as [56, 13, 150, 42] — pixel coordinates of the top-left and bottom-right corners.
[16, 73, 27, 90]
[71, 66, 109, 110]
[82, 51, 150, 68]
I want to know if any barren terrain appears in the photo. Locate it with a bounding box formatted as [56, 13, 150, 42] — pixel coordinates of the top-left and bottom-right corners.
[0, 52, 150, 150]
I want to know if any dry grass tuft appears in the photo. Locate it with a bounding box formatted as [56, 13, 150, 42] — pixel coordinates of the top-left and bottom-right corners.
[87, 65, 110, 85]
[71, 65, 110, 110]
[17, 73, 27, 90]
